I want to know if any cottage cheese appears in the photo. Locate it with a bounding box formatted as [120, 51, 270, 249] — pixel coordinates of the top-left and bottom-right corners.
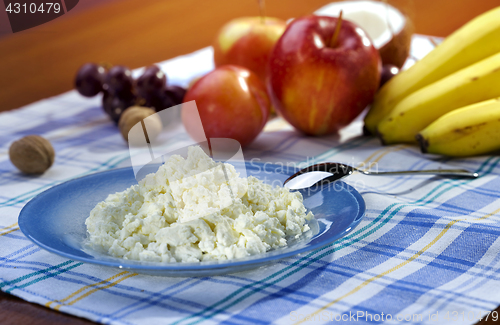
[85, 146, 313, 263]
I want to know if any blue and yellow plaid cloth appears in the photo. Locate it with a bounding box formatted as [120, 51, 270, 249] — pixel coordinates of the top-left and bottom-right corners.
[1, 36, 500, 324]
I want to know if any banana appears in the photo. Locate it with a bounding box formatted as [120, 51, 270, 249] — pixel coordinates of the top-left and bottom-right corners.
[364, 5, 500, 134]
[376, 51, 500, 144]
[416, 98, 500, 157]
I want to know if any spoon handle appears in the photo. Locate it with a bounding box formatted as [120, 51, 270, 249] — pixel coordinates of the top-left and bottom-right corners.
[309, 168, 479, 189]
[366, 169, 479, 178]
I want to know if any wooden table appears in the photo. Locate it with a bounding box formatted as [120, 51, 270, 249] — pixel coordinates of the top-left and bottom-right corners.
[1, 0, 499, 323]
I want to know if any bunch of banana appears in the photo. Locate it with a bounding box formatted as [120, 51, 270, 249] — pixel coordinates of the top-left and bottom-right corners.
[363, 5, 500, 156]
[377, 52, 500, 144]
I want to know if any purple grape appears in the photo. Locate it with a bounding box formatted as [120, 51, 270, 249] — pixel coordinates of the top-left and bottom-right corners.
[164, 85, 186, 105]
[102, 91, 136, 123]
[380, 64, 400, 88]
[145, 97, 163, 112]
[104, 65, 134, 96]
[142, 90, 176, 113]
[160, 92, 175, 112]
[75, 63, 105, 97]
[136, 65, 167, 101]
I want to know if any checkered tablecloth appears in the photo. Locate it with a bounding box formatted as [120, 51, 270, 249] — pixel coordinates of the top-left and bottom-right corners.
[1, 35, 500, 325]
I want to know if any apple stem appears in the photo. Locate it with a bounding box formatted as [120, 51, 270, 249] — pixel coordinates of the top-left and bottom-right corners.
[329, 10, 343, 48]
[258, 0, 266, 24]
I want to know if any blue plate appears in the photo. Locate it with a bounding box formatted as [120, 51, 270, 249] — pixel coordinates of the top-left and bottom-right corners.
[18, 162, 365, 276]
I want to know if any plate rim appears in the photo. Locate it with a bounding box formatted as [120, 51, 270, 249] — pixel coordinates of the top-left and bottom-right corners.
[18, 162, 365, 272]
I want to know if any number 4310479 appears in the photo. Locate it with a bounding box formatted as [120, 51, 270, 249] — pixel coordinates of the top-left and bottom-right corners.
[444, 310, 498, 322]
[5, 2, 61, 14]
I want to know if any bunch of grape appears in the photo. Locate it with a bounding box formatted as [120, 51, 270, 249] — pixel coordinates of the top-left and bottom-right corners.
[75, 63, 186, 123]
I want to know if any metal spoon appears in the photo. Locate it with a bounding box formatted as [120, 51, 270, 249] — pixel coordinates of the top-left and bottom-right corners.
[284, 162, 479, 190]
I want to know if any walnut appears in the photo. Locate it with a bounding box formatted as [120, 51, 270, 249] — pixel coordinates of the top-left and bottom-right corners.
[9, 135, 55, 174]
[118, 106, 163, 146]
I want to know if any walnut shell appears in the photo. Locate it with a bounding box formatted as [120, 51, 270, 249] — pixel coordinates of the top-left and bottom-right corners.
[118, 106, 163, 146]
[9, 135, 55, 174]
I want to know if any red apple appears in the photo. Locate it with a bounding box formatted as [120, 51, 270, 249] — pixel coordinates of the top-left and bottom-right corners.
[182, 65, 270, 147]
[213, 17, 287, 84]
[267, 15, 381, 136]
